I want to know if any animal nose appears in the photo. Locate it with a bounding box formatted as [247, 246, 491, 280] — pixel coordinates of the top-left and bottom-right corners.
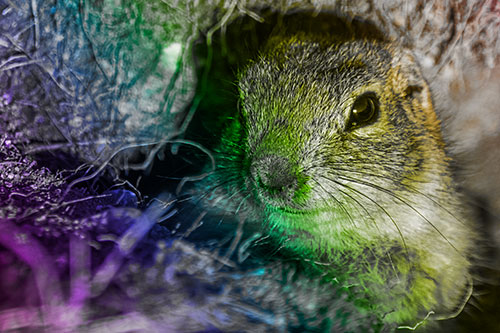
[251, 154, 298, 198]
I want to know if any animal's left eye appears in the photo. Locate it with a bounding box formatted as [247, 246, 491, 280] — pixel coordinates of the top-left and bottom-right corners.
[346, 93, 379, 130]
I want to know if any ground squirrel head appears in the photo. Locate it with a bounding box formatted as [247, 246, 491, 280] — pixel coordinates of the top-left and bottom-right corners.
[239, 34, 445, 233]
[204, 22, 476, 326]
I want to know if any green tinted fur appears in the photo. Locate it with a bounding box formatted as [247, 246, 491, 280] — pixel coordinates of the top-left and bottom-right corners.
[209, 32, 476, 326]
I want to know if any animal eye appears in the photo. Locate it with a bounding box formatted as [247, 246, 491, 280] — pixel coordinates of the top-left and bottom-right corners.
[347, 93, 379, 130]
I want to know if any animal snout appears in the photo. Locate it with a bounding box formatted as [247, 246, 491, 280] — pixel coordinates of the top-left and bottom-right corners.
[250, 154, 298, 200]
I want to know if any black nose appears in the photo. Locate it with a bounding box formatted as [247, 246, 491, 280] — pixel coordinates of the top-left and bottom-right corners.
[251, 154, 298, 199]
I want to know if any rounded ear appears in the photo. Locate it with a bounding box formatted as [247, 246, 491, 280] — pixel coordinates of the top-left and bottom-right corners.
[390, 48, 427, 100]
[390, 47, 443, 135]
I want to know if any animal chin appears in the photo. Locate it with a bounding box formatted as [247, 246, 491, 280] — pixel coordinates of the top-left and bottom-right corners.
[269, 205, 310, 215]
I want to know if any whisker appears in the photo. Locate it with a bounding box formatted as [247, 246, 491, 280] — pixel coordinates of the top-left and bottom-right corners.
[318, 174, 409, 255]
[335, 186, 381, 234]
[311, 178, 399, 276]
[334, 184, 400, 276]
[220, 186, 248, 211]
[334, 186, 399, 273]
[311, 178, 358, 230]
[235, 193, 252, 215]
[321, 166, 468, 226]
[335, 173, 463, 256]
[189, 176, 242, 206]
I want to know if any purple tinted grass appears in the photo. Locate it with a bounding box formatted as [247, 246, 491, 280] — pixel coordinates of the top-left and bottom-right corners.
[92, 195, 176, 297]
[0, 218, 64, 327]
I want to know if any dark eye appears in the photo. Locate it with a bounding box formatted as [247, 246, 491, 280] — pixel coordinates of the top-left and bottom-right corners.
[346, 93, 379, 130]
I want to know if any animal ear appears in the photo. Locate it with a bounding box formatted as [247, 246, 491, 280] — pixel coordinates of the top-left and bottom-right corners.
[391, 48, 427, 100]
[404, 84, 423, 99]
[391, 47, 440, 134]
